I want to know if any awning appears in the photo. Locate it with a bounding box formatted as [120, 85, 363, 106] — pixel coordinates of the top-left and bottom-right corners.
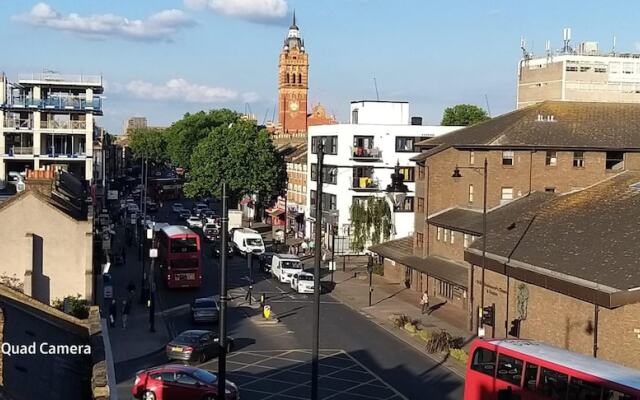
[369, 237, 468, 288]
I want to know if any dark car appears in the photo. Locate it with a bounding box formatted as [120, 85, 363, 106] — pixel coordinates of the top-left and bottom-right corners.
[166, 330, 234, 364]
[259, 252, 274, 273]
[211, 241, 233, 258]
[203, 224, 219, 242]
[132, 364, 238, 400]
[191, 297, 219, 324]
[179, 209, 192, 220]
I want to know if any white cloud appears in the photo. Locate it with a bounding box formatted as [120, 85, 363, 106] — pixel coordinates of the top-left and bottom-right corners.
[13, 3, 194, 42]
[123, 79, 239, 103]
[184, 0, 288, 23]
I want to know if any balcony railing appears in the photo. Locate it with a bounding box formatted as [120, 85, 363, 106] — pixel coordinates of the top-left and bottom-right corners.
[18, 73, 103, 86]
[4, 118, 33, 129]
[351, 146, 382, 160]
[42, 149, 87, 158]
[40, 120, 87, 130]
[3, 96, 102, 111]
[6, 146, 34, 156]
[351, 177, 380, 191]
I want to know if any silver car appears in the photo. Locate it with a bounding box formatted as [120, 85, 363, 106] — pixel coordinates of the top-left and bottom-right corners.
[191, 297, 220, 324]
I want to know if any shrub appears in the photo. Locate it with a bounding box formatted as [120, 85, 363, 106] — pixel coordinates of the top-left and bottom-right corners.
[52, 294, 90, 320]
[403, 322, 417, 333]
[417, 330, 432, 342]
[425, 330, 463, 353]
[392, 314, 410, 328]
[449, 348, 468, 364]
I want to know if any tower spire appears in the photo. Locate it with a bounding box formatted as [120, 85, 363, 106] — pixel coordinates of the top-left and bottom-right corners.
[290, 9, 298, 29]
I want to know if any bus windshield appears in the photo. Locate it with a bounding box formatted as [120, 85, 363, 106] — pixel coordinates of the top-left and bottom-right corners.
[171, 238, 198, 253]
[282, 261, 302, 270]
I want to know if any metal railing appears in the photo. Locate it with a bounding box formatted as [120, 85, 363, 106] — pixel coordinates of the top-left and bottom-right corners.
[18, 73, 102, 86]
[40, 120, 87, 130]
[351, 177, 380, 190]
[6, 146, 34, 156]
[4, 118, 33, 129]
[4, 96, 102, 111]
[351, 146, 382, 159]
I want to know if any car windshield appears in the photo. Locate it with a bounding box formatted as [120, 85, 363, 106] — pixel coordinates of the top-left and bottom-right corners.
[175, 332, 201, 344]
[246, 238, 263, 246]
[195, 300, 216, 308]
[299, 275, 314, 281]
[192, 369, 217, 384]
[282, 261, 302, 270]
[204, 225, 217, 230]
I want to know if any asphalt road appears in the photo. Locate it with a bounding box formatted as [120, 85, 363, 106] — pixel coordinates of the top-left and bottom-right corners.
[116, 199, 464, 399]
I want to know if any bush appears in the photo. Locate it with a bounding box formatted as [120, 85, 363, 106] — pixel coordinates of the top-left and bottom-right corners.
[392, 314, 410, 328]
[449, 348, 468, 364]
[417, 330, 432, 342]
[403, 322, 417, 333]
[52, 294, 90, 320]
[425, 330, 464, 353]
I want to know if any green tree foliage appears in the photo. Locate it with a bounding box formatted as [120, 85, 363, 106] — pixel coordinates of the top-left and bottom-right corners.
[184, 120, 283, 203]
[129, 127, 168, 163]
[349, 196, 392, 252]
[165, 109, 241, 169]
[441, 104, 490, 126]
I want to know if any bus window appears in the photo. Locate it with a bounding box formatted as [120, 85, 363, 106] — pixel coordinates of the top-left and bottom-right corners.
[471, 347, 496, 376]
[603, 390, 635, 400]
[568, 377, 602, 400]
[496, 354, 523, 386]
[538, 368, 568, 399]
[523, 363, 539, 391]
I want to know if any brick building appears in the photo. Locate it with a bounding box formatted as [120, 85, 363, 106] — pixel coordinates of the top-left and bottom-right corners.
[370, 100, 640, 368]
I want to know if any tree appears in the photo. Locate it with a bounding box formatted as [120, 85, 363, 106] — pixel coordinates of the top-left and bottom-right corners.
[349, 196, 392, 252]
[129, 127, 168, 163]
[441, 104, 489, 126]
[184, 120, 284, 205]
[165, 109, 241, 170]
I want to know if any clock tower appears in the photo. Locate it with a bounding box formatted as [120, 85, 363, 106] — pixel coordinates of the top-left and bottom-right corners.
[278, 11, 308, 133]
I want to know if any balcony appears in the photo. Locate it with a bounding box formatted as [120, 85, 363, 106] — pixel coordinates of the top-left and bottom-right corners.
[4, 118, 33, 130]
[351, 177, 380, 191]
[350, 146, 383, 161]
[6, 146, 33, 156]
[2, 96, 102, 113]
[40, 120, 87, 130]
[41, 134, 87, 158]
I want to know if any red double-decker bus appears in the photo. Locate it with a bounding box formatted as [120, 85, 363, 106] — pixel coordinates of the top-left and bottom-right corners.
[465, 339, 640, 400]
[157, 225, 202, 288]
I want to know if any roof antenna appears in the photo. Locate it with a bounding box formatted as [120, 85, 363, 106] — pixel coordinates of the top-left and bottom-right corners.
[612, 35, 616, 55]
[484, 94, 492, 117]
[373, 74, 380, 101]
[545, 40, 551, 62]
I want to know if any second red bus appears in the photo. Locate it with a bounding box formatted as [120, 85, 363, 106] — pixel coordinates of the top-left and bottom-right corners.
[157, 225, 202, 288]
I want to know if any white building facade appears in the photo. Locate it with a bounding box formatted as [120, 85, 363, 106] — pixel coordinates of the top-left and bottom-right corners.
[0, 72, 103, 184]
[306, 101, 461, 253]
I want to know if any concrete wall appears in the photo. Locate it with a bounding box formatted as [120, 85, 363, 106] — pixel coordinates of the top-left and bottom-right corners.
[0, 193, 93, 303]
[350, 101, 409, 125]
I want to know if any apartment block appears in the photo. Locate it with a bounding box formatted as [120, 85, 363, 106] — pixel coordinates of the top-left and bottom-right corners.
[0, 72, 103, 183]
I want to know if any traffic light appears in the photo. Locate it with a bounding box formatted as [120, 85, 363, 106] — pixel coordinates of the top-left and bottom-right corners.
[508, 319, 521, 338]
[481, 304, 495, 327]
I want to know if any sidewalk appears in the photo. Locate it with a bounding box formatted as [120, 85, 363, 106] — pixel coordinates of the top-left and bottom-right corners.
[103, 221, 171, 364]
[319, 257, 473, 377]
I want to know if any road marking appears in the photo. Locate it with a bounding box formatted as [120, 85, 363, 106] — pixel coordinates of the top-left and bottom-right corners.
[161, 303, 190, 316]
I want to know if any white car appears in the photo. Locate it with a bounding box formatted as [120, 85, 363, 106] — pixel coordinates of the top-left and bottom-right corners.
[172, 203, 184, 213]
[290, 271, 315, 294]
[186, 216, 204, 229]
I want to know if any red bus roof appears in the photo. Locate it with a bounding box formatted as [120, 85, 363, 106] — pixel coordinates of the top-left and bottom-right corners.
[486, 339, 640, 390]
[161, 225, 197, 238]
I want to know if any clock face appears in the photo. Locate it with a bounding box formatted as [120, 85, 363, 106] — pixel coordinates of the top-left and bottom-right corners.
[289, 101, 299, 111]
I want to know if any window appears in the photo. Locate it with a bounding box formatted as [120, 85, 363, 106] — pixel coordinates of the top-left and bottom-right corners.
[594, 67, 607, 73]
[450, 231, 455, 244]
[352, 109, 358, 124]
[396, 137, 418, 152]
[311, 136, 338, 155]
[469, 151, 475, 165]
[580, 66, 591, 72]
[311, 164, 337, 184]
[523, 363, 538, 391]
[566, 66, 578, 72]
[545, 187, 556, 193]
[468, 184, 474, 203]
[573, 151, 585, 168]
[603, 389, 635, 400]
[417, 197, 424, 212]
[416, 233, 424, 249]
[175, 373, 198, 385]
[395, 196, 414, 212]
[418, 165, 426, 180]
[398, 167, 415, 182]
[568, 377, 602, 400]
[443, 229, 449, 242]
[545, 151, 557, 166]
[470, 347, 496, 376]
[538, 368, 568, 399]
[496, 354, 524, 386]
[605, 151, 624, 171]
[502, 150, 515, 166]
[437, 227, 442, 241]
[501, 187, 514, 201]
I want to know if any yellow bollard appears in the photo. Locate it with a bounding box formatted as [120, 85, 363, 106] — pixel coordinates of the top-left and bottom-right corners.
[263, 305, 271, 320]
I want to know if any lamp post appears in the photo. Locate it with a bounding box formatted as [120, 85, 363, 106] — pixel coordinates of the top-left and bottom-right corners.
[452, 158, 488, 335]
[385, 161, 409, 237]
[367, 253, 374, 307]
[218, 182, 229, 398]
[311, 142, 324, 400]
[147, 223, 157, 333]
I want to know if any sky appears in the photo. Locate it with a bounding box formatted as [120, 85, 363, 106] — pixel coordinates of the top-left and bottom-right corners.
[1, 0, 639, 134]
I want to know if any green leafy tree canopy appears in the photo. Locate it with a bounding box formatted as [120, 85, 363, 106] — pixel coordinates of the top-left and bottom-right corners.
[184, 120, 283, 203]
[441, 104, 489, 126]
[129, 127, 168, 163]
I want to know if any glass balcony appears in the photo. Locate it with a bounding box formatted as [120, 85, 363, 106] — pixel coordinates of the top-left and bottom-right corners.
[351, 176, 380, 191]
[351, 146, 382, 160]
[3, 96, 101, 112]
[6, 146, 34, 156]
[4, 117, 33, 130]
[40, 119, 87, 130]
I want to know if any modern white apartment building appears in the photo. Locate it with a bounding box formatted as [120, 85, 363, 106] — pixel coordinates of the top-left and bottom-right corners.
[306, 100, 461, 252]
[0, 72, 103, 183]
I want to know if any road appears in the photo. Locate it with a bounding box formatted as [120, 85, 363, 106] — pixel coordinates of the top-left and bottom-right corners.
[115, 199, 464, 399]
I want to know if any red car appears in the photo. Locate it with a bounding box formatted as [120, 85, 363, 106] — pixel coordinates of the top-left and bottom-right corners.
[132, 364, 239, 400]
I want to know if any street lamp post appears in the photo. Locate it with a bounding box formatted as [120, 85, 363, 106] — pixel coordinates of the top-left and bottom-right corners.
[367, 253, 374, 307]
[311, 142, 324, 400]
[218, 182, 229, 399]
[385, 161, 409, 238]
[147, 223, 157, 333]
[452, 158, 488, 335]
[246, 250, 260, 305]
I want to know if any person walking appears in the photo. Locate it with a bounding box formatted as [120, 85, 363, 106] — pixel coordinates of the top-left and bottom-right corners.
[420, 290, 430, 314]
[108, 298, 117, 328]
[301, 240, 309, 256]
[121, 299, 131, 329]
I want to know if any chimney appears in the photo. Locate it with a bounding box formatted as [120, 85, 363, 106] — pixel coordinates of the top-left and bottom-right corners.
[411, 116, 423, 126]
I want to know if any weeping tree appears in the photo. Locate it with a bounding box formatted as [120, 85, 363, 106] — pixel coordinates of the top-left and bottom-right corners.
[349, 196, 392, 252]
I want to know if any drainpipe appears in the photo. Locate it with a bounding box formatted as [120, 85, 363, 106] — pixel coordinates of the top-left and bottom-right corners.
[593, 304, 599, 358]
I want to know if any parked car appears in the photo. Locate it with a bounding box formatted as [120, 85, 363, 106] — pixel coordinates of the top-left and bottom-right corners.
[131, 364, 239, 400]
[179, 209, 192, 220]
[187, 216, 204, 229]
[259, 252, 274, 273]
[165, 330, 234, 364]
[172, 203, 184, 213]
[191, 297, 219, 324]
[290, 271, 315, 294]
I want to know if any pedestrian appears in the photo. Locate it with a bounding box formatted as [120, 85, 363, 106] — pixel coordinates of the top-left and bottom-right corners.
[309, 240, 315, 256]
[301, 240, 308, 256]
[121, 299, 131, 329]
[108, 298, 117, 327]
[420, 290, 430, 314]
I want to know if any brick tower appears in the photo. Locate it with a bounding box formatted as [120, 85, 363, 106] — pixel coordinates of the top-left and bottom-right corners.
[278, 11, 308, 134]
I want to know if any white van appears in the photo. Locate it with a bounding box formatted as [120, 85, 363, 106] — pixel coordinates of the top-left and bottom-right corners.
[271, 254, 303, 284]
[232, 228, 265, 256]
